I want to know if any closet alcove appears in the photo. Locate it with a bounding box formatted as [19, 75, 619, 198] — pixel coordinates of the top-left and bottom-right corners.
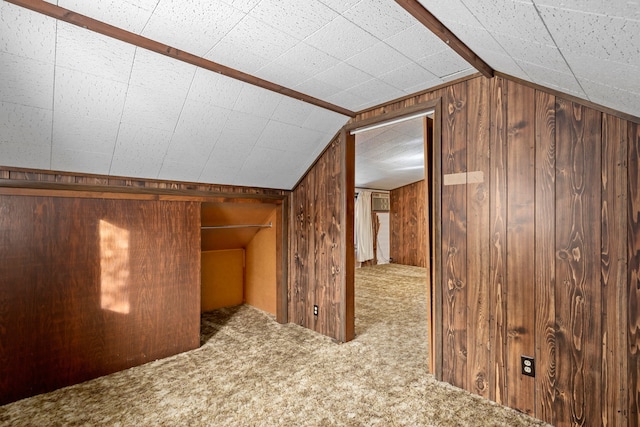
[201, 201, 279, 316]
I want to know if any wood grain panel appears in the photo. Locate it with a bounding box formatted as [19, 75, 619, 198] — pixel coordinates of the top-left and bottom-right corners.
[389, 180, 427, 267]
[505, 81, 536, 416]
[441, 82, 468, 388]
[555, 100, 602, 426]
[466, 77, 490, 398]
[390, 189, 401, 262]
[601, 114, 629, 426]
[0, 196, 200, 405]
[290, 137, 346, 341]
[629, 121, 640, 426]
[489, 76, 508, 405]
[534, 90, 557, 423]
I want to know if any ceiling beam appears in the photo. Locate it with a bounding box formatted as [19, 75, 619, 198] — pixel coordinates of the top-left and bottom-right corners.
[395, 0, 494, 79]
[6, 0, 356, 117]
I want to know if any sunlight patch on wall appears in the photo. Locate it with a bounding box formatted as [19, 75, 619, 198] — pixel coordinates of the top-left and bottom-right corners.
[99, 219, 131, 314]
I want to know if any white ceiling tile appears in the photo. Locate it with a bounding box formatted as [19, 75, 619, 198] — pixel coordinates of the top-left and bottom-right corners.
[56, 23, 135, 84]
[120, 84, 185, 132]
[418, 0, 482, 28]
[174, 100, 231, 140]
[0, 101, 52, 148]
[579, 77, 640, 118]
[164, 131, 217, 167]
[58, 0, 157, 34]
[384, 24, 449, 61]
[4, 63, 53, 123]
[346, 42, 412, 77]
[0, 1, 56, 62]
[342, 0, 416, 40]
[250, 0, 338, 40]
[240, 146, 300, 175]
[110, 124, 173, 177]
[563, 51, 640, 94]
[51, 148, 112, 175]
[142, 0, 245, 56]
[54, 67, 128, 122]
[157, 160, 203, 183]
[312, 61, 372, 91]
[219, 0, 260, 13]
[204, 144, 253, 170]
[326, 89, 370, 111]
[461, 0, 555, 46]
[188, 69, 244, 108]
[417, 50, 472, 78]
[302, 109, 350, 133]
[0, 102, 52, 169]
[215, 110, 269, 149]
[128, 49, 196, 96]
[269, 42, 340, 78]
[198, 164, 239, 185]
[342, 79, 406, 110]
[253, 62, 312, 88]
[270, 97, 315, 126]
[534, 0, 640, 21]
[477, 51, 528, 80]
[304, 16, 379, 61]
[379, 62, 439, 92]
[0, 52, 54, 110]
[492, 34, 569, 71]
[205, 15, 299, 73]
[317, 0, 362, 14]
[538, 6, 640, 67]
[52, 114, 119, 155]
[232, 84, 283, 119]
[256, 121, 325, 153]
[439, 20, 505, 55]
[514, 59, 586, 97]
[293, 77, 343, 100]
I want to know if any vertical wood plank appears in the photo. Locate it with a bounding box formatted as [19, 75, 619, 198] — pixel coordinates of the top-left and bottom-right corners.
[534, 90, 557, 424]
[343, 132, 355, 342]
[390, 189, 400, 262]
[466, 77, 490, 398]
[629, 121, 640, 426]
[505, 80, 536, 416]
[489, 76, 508, 405]
[441, 82, 468, 388]
[555, 100, 602, 426]
[416, 179, 427, 267]
[601, 114, 629, 426]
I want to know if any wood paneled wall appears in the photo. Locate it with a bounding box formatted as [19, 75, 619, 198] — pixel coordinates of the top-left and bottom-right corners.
[350, 75, 639, 426]
[289, 136, 352, 342]
[389, 180, 428, 267]
[0, 195, 200, 405]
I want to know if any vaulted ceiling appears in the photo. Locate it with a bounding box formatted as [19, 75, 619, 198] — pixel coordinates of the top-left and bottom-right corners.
[1, 0, 638, 190]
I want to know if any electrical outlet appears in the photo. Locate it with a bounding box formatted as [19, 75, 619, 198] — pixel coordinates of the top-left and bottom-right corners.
[521, 355, 535, 377]
[313, 305, 318, 316]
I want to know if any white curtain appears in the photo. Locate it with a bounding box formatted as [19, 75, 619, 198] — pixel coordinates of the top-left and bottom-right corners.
[355, 191, 374, 262]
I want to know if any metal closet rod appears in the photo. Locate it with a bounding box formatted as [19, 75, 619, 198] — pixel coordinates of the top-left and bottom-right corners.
[201, 222, 272, 230]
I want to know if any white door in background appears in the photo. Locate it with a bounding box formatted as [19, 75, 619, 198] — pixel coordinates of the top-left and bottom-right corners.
[376, 212, 390, 264]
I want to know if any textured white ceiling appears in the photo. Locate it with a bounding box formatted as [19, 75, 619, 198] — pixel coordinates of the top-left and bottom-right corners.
[419, 0, 640, 117]
[2, 0, 475, 189]
[2, 0, 638, 191]
[355, 117, 426, 191]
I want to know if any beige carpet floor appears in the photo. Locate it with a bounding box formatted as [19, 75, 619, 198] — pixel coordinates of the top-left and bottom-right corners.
[0, 264, 550, 426]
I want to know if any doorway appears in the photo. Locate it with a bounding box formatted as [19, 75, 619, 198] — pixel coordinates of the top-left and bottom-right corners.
[345, 99, 442, 376]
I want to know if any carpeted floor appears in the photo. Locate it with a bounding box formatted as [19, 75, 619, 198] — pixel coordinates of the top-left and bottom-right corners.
[0, 264, 550, 426]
